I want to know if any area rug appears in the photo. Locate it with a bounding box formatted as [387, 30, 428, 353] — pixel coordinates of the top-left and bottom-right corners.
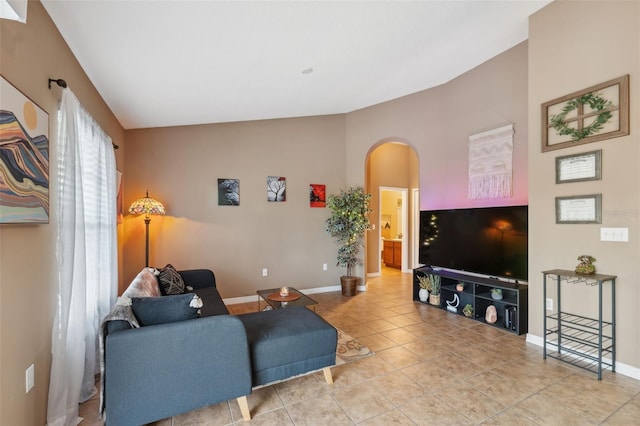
[335, 328, 373, 365]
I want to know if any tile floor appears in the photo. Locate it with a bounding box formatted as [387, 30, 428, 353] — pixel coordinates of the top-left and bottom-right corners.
[80, 267, 640, 425]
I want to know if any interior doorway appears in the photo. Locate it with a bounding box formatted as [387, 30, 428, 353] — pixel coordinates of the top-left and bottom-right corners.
[379, 187, 408, 273]
[365, 140, 419, 279]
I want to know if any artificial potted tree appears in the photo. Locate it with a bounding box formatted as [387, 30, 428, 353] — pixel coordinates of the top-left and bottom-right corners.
[326, 187, 372, 296]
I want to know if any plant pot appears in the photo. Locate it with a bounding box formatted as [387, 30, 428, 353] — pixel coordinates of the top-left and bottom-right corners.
[418, 288, 429, 302]
[491, 293, 503, 301]
[340, 276, 359, 296]
[429, 294, 440, 306]
[456, 284, 465, 292]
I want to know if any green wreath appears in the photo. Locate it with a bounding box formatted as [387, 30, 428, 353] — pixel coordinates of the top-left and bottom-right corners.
[550, 93, 613, 141]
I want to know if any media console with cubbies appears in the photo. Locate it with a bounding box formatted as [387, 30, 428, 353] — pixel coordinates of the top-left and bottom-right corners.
[413, 266, 528, 335]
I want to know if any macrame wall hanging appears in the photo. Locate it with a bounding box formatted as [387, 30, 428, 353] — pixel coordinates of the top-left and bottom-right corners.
[468, 124, 514, 200]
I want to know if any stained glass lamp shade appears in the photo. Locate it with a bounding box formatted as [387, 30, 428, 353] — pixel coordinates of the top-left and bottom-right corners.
[129, 191, 165, 266]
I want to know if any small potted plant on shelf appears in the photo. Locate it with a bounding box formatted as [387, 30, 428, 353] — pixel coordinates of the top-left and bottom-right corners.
[427, 274, 441, 306]
[463, 304, 473, 317]
[491, 288, 503, 300]
[456, 282, 465, 292]
[417, 275, 430, 303]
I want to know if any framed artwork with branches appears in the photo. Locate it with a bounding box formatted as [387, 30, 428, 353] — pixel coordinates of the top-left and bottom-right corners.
[541, 75, 629, 152]
[267, 176, 286, 202]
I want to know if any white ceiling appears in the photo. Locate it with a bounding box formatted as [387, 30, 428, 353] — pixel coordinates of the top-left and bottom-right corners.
[41, 0, 551, 130]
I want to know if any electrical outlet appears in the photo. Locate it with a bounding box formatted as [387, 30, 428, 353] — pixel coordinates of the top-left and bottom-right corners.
[25, 364, 34, 393]
[262, 268, 268, 277]
[546, 298, 553, 311]
[323, 263, 328, 271]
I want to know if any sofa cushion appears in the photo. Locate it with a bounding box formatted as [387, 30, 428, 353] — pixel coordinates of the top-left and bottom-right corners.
[158, 264, 186, 295]
[238, 307, 337, 386]
[188, 286, 229, 316]
[131, 294, 201, 326]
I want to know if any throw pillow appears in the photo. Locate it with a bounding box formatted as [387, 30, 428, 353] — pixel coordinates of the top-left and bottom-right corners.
[158, 264, 185, 295]
[123, 267, 161, 298]
[131, 294, 202, 326]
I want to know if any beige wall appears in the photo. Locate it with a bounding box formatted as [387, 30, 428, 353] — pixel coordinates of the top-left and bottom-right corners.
[123, 116, 347, 297]
[352, 43, 529, 276]
[528, 0, 639, 372]
[2, 1, 639, 425]
[346, 41, 529, 210]
[0, 1, 125, 424]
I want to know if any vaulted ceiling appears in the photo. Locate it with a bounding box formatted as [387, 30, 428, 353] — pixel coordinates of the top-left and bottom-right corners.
[42, 0, 551, 129]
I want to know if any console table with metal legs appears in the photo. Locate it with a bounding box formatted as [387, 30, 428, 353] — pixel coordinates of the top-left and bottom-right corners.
[542, 269, 616, 380]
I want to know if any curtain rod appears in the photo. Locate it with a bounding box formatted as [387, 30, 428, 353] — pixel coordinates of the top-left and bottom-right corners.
[48, 77, 120, 150]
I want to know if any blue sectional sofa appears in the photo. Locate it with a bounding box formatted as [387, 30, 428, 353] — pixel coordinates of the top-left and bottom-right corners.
[101, 267, 337, 425]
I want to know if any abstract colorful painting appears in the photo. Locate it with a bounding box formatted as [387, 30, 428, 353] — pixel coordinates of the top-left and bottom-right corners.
[310, 184, 326, 207]
[267, 176, 286, 202]
[0, 76, 49, 223]
[218, 178, 240, 206]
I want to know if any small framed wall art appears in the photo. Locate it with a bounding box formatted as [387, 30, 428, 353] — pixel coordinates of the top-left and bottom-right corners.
[541, 75, 629, 152]
[555, 194, 602, 224]
[218, 178, 240, 206]
[267, 176, 286, 202]
[555, 150, 602, 184]
[309, 184, 325, 207]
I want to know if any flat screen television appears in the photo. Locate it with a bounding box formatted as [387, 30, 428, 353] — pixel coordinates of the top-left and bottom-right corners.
[419, 205, 528, 282]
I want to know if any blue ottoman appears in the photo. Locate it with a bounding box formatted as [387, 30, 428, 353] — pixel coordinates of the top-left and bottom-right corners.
[238, 306, 337, 387]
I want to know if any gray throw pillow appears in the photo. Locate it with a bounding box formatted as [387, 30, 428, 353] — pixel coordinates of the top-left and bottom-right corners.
[131, 294, 201, 326]
[158, 264, 185, 295]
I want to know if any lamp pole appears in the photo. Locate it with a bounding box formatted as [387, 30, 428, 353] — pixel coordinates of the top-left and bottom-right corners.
[144, 215, 151, 267]
[129, 190, 166, 269]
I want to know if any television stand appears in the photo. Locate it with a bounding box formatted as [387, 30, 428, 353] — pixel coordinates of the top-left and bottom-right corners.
[413, 266, 528, 335]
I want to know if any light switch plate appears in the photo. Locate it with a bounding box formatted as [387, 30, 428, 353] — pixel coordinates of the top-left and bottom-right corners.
[600, 227, 629, 242]
[26, 364, 34, 393]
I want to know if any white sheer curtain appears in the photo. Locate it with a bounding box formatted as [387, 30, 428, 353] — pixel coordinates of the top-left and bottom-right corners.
[47, 89, 117, 426]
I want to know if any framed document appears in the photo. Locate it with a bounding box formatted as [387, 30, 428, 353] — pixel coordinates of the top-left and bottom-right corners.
[555, 194, 602, 224]
[556, 150, 602, 184]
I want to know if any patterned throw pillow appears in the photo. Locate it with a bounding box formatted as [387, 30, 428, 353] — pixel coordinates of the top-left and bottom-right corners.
[158, 264, 185, 295]
[123, 267, 161, 298]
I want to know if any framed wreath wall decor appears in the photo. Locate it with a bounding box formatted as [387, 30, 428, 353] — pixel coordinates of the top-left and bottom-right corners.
[541, 75, 629, 152]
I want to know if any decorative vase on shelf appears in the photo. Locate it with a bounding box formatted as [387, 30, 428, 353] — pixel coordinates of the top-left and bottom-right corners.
[485, 305, 498, 324]
[429, 294, 440, 306]
[418, 288, 429, 303]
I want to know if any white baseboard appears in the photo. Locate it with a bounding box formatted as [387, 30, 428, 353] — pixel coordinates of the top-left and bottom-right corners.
[526, 333, 640, 381]
[367, 272, 381, 277]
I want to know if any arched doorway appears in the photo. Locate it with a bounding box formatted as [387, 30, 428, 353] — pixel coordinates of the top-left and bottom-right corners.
[365, 140, 419, 278]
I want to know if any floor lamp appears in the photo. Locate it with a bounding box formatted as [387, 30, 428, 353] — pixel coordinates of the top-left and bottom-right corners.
[129, 190, 166, 267]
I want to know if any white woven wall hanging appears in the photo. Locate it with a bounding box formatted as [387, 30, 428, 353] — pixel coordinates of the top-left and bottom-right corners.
[468, 124, 514, 200]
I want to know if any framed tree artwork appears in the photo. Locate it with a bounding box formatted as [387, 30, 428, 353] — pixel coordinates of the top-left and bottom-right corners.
[267, 176, 286, 202]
